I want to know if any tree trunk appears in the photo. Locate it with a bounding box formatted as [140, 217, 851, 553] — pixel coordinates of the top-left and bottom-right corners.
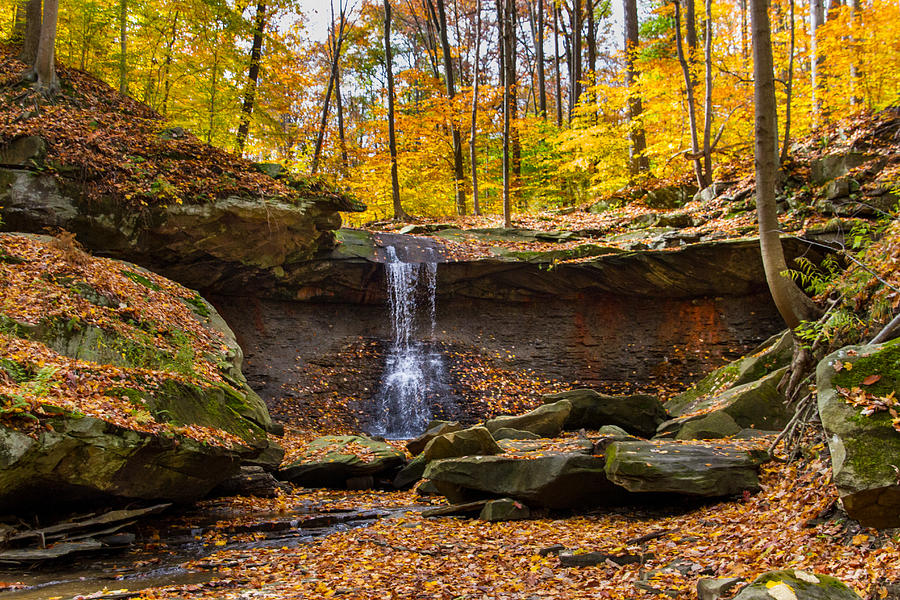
[571, 0, 583, 114]
[553, 3, 563, 126]
[780, 0, 795, 163]
[434, 0, 467, 215]
[311, 1, 347, 175]
[236, 0, 267, 155]
[34, 0, 59, 95]
[751, 0, 818, 329]
[809, 0, 824, 123]
[12, 0, 27, 44]
[335, 64, 348, 171]
[470, 0, 482, 215]
[20, 0, 41, 67]
[385, 0, 406, 220]
[507, 0, 521, 207]
[118, 0, 128, 95]
[536, 0, 547, 118]
[160, 11, 179, 115]
[502, 0, 513, 227]
[624, 0, 649, 175]
[674, 0, 708, 188]
[685, 0, 698, 57]
[701, 0, 713, 179]
[741, 0, 748, 59]
[586, 0, 596, 77]
[849, 0, 861, 106]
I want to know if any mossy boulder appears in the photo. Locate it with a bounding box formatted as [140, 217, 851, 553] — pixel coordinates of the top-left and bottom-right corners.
[604, 440, 765, 496]
[666, 331, 792, 417]
[657, 368, 791, 439]
[484, 401, 572, 438]
[732, 569, 862, 599]
[278, 435, 405, 488]
[0, 416, 257, 511]
[542, 389, 667, 438]
[817, 341, 900, 528]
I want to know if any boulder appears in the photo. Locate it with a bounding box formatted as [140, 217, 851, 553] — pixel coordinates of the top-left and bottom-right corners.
[0, 416, 260, 511]
[484, 401, 572, 438]
[212, 466, 291, 498]
[604, 440, 764, 496]
[278, 435, 405, 488]
[657, 368, 792, 439]
[0, 169, 346, 296]
[642, 185, 699, 209]
[731, 570, 862, 600]
[491, 428, 540, 441]
[424, 452, 621, 509]
[543, 389, 666, 437]
[675, 411, 742, 440]
[697, 577, 745, 600]
[816, 341, 900, 528]
[811, 152, 873, 185]
[479, 498, 531, 522]
[666, 331, 792, 417]
[0, 135, 46, 166]
[393, 454, 428, 489]
[406, 420, 463, 456]
[423, 426, 503, 461]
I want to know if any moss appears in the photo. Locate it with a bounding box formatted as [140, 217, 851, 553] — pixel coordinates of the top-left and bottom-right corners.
[843, 417, 900, 482]
[832, 338, 900, 398]
[121, 269, 161, 291]
[182, 293, 211, 317]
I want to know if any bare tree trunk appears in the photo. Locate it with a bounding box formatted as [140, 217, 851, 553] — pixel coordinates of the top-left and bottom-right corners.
[236, 0, 267, 155]
[809, 0, 824, 123]
[586, 0, 596, 77]
[701, 0, 713, 179]
[335, 64, 348, 171]
[570, 0, 583, 115]
[553, 3, 563, 126]
[685, 0, 698, 57]
[849, 0, 861, 106]
[34, 0, 59, 95]
[751, 0, 819, 329]
[118, 0, 128, 95]
[780, 0, 795, 163]
[12, 0, 27, 43]
[624, 0, 649, 175]
[536, 0, 547, 118]
[20, 0, 41, 67]
[470, 0, 482, 215]
[433, 0, 467, 215]
[160, 11, 179, 115]
[311, 1, 347, 174]
[507, 0, 521, 207]
[741, 0, 748, 59]
[502, 0, 513, 227]
[674, 0, 708, 188]
[385, 0, 406, 220]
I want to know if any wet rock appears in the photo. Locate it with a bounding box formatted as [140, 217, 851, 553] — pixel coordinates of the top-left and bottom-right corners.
[484, 401, 572, 438]
[421, 500, 489, 518]
[543, 389, 666, 437]
[732, 569, 862, 599]
[0, 135, 46, 166]
[213, 466, 291, 498]
[604, 440, 764, 496]
[278, 435, 405, 488]
[817, 341, 900, 528]
[393, 455, 428, 489]
[478, 498, 531, 522]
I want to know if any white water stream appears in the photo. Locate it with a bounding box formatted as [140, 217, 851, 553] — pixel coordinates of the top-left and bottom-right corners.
[369, 246, 445, 439]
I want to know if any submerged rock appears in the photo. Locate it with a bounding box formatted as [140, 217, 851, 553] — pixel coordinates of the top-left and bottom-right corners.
[543, 389, 667, 437]
[604, 440, 765, 496]
[817, 341, 900, 528]
[731, 570, 862, 599]
[484, 401, 572, 438]
[278, 435, 405, 488]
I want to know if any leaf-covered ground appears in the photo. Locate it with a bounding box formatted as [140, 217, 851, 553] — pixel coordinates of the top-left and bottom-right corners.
[0, 46, 348, 209]
[0, 233, 251, 447]
[101, 452, 896, 600]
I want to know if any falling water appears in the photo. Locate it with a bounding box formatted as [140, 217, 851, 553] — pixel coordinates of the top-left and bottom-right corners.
[369, 246, 445, 439]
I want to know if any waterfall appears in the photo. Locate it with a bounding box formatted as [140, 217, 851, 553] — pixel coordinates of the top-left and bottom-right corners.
[370, 246, 445, 439]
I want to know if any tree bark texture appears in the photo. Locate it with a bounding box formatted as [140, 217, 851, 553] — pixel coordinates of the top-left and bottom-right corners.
[624, 0, 649, 174]
[236, 0, 267, 154]
[384, 0, 406, 220]
[470, 0, 482, 215]
[434, 0, 467, 215]
[674, 0, 708, 188]
[20, 0, 41, 67]
[34, 0, 59, 95]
